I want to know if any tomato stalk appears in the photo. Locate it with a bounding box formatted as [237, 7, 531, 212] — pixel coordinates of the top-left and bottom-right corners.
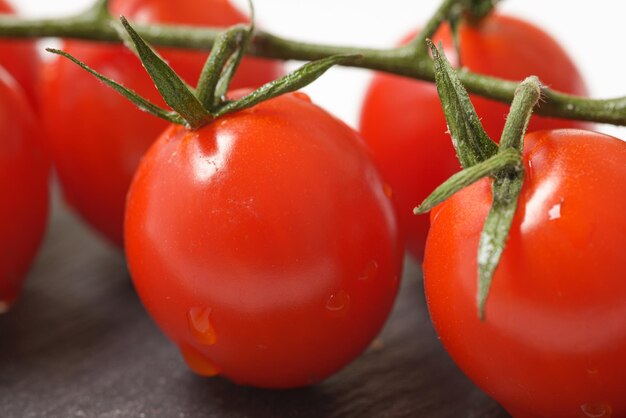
[417, 42, 542, 318]
[196, 25, 249, 110]
[475, 76, 541, 318]
[409, 0, 465, 56]
[47, 17, 361, 131]
[411, 0, 499, 61]
[0, 1, 625, 125]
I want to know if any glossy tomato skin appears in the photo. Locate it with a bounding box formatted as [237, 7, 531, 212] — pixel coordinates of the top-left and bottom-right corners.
[423, 130, 626, 418]
[42, 0, 283, 247]
[0, 69, 49, 312]
[0, 0, 40, 109]
[125, 92, 402, 388]
[360, 14, 588, 259]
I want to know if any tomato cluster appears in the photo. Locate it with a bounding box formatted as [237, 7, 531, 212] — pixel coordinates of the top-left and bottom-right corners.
[1, 2, 625, 415]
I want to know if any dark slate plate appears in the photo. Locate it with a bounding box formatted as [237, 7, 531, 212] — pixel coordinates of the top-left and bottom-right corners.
[0, 193, 509, 418]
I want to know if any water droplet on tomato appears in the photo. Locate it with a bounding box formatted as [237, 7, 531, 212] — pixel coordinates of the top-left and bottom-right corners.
[0, 300, 10, 314]
[179, 345, 220, 377]
[326, 290, 350, 313]
[187, 307, 217, 345]
[580, 402, 612, 418]
[358, 260, 378, 281]
[292, 92, 312, 103]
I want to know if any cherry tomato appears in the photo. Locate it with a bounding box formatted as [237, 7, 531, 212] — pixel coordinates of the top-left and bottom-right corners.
[42, 0, 283, 247]
[423, 130, 626, 418]
[0, 0, 40, 109]
[125, 92, 402, 388]
[359, 14, 588, 259]
[0, 68, 49, 312]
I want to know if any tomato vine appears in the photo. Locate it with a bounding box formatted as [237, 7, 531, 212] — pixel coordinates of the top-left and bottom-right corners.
[0, 0, 625, 125]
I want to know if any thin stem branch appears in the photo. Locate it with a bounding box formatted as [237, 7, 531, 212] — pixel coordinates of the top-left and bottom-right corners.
[409, 0, 460, 55]
[0, 10, 625, 126]
[499, 76, 542, 151]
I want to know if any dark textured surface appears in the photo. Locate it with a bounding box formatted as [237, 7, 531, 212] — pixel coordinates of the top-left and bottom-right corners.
[0, 196, 509, 418]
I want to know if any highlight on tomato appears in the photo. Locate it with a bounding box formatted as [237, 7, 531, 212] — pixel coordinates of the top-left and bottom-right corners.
[49, 17, 402, 388]
[359, 12, 588, 260]
[42, 0, 283, 247]
[0, 68, 49, 313]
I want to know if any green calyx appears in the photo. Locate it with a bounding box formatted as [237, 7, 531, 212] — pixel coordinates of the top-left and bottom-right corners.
[414, 148, 521, 214]
[120, 16, 211, 129]
[476, 75, 541, 319]
[47, 15, 361, 131]
[416, 41, 542, 320]
[428, 40, 498, 168]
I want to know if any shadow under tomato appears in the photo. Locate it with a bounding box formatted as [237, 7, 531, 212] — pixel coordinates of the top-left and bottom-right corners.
[0, 190, 508, 418]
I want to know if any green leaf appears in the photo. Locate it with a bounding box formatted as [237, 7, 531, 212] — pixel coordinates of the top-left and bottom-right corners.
[46, 48, 183, 125]
[428, 39, 498, 168]
[111, 18, 197, 95]
[215, 54, 361, 117]
[476, 172, 524, 319]
[120, 16, 211, 129]
[414, 148, 521, 215]
[196, 24, 248, 110]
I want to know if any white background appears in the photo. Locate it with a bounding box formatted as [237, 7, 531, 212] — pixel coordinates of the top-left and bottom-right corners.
[11, 0, 626, 138]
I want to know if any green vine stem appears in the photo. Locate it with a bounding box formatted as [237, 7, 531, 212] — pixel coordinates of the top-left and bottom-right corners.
[409, 0, 463, 55]
[48, 16, 361, 131]
[0, 2, 625, 125]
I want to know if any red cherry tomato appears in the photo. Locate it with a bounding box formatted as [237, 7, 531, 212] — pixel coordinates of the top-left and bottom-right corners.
[125, 92, 402, 388]
[359, 14, 588, 259]
[0, 68, 49, 312]
[423, 130, 626, 418]
[42, 0, 283, 247]
[0, 0, 40, 109]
